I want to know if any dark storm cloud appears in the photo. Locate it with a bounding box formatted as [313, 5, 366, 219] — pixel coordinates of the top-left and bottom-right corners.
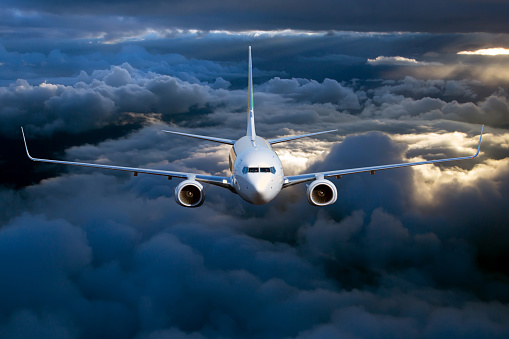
[261, 77, 361, 110]
[2, 29, 509, 89]
[0, 63, 237, 137]
[0, 43, 250, 85]
[3, 0, 509, 33]
[1, 122, 509, 338]
[360, 83, 509, 128]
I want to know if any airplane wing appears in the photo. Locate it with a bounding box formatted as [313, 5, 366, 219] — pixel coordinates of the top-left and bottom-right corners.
[268, 129, 338, 145]
[21, 127, 232, 190]
[283, 126, 484, 188]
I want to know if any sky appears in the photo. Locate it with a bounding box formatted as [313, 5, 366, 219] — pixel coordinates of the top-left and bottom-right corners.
[1, 1, 509, 338]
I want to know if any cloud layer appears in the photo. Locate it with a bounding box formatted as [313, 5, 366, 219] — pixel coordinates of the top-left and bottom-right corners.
[2, 124, 509, 338]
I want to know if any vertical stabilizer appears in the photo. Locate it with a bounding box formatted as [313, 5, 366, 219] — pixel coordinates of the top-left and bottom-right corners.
[247, 46, 256, 141]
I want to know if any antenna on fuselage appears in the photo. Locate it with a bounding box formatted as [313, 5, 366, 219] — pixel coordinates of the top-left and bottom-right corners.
[247, 46, 256, 142]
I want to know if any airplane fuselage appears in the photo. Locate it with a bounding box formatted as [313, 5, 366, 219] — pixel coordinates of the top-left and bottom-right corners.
[230, 136, 284, 204]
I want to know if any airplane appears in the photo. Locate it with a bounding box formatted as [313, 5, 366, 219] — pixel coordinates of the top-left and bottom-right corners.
[22, 47, 484, 207]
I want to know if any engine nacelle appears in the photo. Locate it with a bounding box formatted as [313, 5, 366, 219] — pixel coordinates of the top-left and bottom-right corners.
[175, 180, 205, 207]
[307, 179, 337, 206]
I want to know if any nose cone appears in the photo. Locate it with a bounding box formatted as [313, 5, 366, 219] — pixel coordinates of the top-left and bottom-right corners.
[246, 175, 277, 205]
[233, 143, 283, 205]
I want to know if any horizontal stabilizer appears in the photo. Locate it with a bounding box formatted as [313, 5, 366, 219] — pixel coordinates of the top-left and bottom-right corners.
[268, 129, 338, 144]
[162, 130, 235, 145]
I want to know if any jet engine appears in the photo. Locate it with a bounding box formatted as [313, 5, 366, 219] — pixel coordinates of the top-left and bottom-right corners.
[306, 179, 337, 206]
[175, 180, 205, 207]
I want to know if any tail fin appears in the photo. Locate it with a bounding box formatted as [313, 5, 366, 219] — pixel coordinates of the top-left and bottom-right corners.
[247, 46, 256, 141]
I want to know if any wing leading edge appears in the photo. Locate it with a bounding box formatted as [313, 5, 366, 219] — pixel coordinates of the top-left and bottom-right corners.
[21, 127, 232, 189]
[283, 125, 484, 188]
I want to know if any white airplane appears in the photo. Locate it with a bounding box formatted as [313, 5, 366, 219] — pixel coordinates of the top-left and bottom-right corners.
[22, 47, 484, 207]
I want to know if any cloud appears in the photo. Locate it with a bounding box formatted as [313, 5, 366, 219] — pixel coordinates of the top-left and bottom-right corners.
[368, 56, 441, 67]
[0, 64, 230, 136]
[2, 120, 509, 337]
[359, 83, 509, 127]
[2, 0, 509, 33]
[261, 77, 361, 109]
[0, 310, 77, 339]
[458, 47, 509, 56]
[1, 15, 509, 337]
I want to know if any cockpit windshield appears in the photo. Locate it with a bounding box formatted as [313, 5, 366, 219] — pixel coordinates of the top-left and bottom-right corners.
[242, 166, 276, 174]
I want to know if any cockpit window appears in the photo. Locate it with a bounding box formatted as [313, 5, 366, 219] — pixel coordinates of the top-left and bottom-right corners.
[243, 166, 276, 174]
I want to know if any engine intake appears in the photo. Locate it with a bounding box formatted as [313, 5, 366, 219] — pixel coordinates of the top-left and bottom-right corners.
[307, 179, 337, 206]
[175, 180, 205, 207]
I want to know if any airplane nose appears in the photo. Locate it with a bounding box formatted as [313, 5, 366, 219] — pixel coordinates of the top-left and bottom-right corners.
[247, 176, 273, 204]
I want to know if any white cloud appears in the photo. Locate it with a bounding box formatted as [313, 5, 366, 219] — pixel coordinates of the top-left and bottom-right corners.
[367, 56, 441, 66]
[458, 48, 509, 56]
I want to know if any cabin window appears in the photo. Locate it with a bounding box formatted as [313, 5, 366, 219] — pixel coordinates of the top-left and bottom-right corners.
[248, 167, 259, 173]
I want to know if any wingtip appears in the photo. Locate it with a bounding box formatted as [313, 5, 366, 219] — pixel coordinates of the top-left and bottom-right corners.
[473, 124, 483, 158]
[21, 126, 26, 143]
[20, 126, 34, 160]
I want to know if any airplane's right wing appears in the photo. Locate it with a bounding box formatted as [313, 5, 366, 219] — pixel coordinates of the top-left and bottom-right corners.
[283, 126, 484, 188]
[21, 128, 232, 189]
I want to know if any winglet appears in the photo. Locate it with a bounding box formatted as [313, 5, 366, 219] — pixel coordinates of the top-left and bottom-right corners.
[473, 124, 484, 158]
[247, 46, 256, 141]
[21, 127, 35, 161]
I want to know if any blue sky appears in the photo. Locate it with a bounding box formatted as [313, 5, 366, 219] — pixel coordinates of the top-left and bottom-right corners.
[1, 1, 509, 338]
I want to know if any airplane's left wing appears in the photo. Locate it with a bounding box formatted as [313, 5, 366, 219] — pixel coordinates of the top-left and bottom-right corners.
[283, 126, 483, 188]
[21, 127, 232, 189]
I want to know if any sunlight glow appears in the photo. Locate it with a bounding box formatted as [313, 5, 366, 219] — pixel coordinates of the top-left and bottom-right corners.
[276, 139, 332, 175]
[389, 130, 497, 207]
[458, 48, 509, 56]
[393, 131, 482, 159]
[412, 157, 509, 207]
